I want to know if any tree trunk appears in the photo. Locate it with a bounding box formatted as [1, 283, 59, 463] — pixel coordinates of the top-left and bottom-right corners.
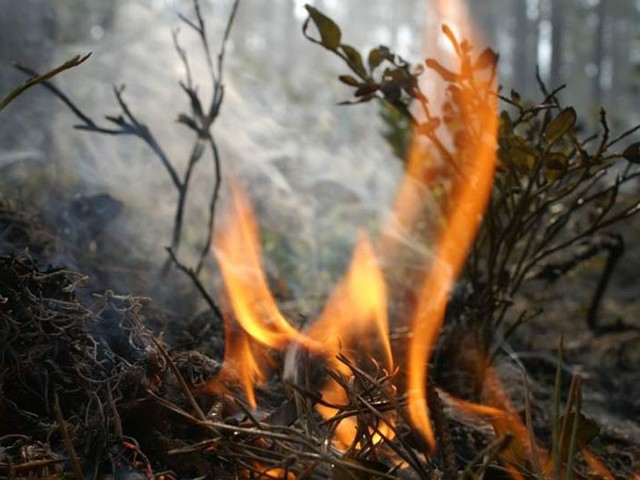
[549, 0, 567, 89]
[591, 0, 606, 108]
[513, 0, 531, 95]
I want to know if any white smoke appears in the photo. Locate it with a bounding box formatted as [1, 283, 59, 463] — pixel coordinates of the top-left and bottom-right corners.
[49, 0, 407, 299]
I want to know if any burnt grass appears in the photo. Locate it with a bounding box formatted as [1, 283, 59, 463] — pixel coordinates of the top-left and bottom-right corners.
[0, 195, 639, 479]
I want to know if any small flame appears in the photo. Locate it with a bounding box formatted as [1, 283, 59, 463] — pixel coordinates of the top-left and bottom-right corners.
[214, 182, 306, 350]
[209, 181, 313, 406]
[482, 367, 548, 475]
[307, 233, 393, 447]
[582, 447, 615, 480]
[207, 318, 266, 409]
[307, 233, 392, 371]
[253, 464, 296, 480]
[212, 183, 393, 445]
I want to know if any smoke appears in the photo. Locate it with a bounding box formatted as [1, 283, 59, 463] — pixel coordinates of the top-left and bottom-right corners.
[42, 0, 406, 304]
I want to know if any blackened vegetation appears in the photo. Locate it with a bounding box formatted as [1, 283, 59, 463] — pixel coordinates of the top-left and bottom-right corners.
[0, 254, 150, 476]
[0, 247, 440, 479]
[0, 252, 224, 478]
[0, 199, 55, 259]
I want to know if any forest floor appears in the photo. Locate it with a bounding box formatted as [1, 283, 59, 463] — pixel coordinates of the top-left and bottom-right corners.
[1, 192, 639, 479]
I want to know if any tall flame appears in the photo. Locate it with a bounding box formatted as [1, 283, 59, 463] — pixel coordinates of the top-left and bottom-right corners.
[405, 129, 497, 448]
[211, 181, 314, 406]
[212, 0, 497, 454]
[390, 0, 498, 449]
[308, 232, 392, 371]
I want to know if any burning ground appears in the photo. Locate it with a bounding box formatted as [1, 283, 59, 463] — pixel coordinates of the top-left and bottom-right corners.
[2, 0, 640, 479]
[1, 191, 639, 479]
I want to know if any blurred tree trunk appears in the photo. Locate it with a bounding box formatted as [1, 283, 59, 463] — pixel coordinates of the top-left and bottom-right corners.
[591, 0, 607, 107]
[513, 0, 538, 97]
[549, 0, 567, 89]
[608, 1, 633, 117]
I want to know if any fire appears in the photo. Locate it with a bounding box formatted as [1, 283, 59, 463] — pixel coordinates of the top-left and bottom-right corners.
[211, 182, 392, 443]
[306, 233, 393, 447]
[398, 0, 498, 450]
[209, 181, 315, 408]
[307, 232, 392, 371]
[207, 315, 267, 409]
[206, 2, 618, 479]
[210, 0, 498, 460]
[253, 465, 296, 480]
[214, 183, 308, 350]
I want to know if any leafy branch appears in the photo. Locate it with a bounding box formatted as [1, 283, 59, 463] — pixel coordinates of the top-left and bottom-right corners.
[302, 5, 640, 353]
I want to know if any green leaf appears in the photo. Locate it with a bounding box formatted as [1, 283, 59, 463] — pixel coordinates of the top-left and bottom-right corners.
[380, 102, 411, 161]
[338, 93, 377, 105]
[499, 110, 513, 136]
[503, 135, 539, 174]
[368, 47, 384, 72]
[543, 152, 569, 181]
[340, 44, 367, 78]
[304, 5, 341, 50]
[544, 107, 576, 144]
[622, 142, 640, 164]
[338, 75, 360, 87]
[354, 83, 380, 97]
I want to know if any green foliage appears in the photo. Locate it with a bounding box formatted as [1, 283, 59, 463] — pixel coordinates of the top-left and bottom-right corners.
[303, 5, 342, 51]
[544, 107, 577, 144]
[303, 7, 640, 475]
[379, 102, 411, 161]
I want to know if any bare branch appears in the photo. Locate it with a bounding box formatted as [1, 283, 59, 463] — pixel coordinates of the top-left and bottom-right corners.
[166, 247, 223, 320]
[1, 53, 91, 114]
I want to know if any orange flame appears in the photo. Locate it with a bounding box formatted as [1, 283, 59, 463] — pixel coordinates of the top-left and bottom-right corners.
[207, 317, 266, 409]
[251, 463, 296, 480]
[214, 182, 307, 350]
[582, 447, 615, 480]
[209, 181, 314, 406]
[307, 233, 393, 447]
[205, 4, 623, 480]
[308, 233, 392, 371]
[400, 2, 498, 450]
[212, 0, 497, 459]
[212, 183, 393, 446]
